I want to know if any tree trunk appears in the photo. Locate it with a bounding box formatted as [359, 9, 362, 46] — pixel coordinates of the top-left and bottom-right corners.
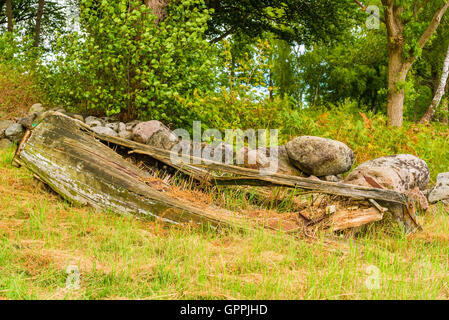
[33, 0, 45, 47]
[386, 45, 410, 127]
[5, 0, 13, 32]
[144, 0, 170, 24]
[419, 42, 449, 123]
[381, 0, 449, 127]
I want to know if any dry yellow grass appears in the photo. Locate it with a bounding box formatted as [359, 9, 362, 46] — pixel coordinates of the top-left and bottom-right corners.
[1, 146, 449, 300]
[0, 65, 44, 120]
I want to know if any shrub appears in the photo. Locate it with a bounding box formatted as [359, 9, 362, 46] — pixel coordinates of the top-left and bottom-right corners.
[0, 64, 44, 119]
[0, 32, 45, 119]
[46, 0, 217, 125]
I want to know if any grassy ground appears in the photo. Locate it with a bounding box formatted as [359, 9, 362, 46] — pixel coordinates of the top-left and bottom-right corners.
[1, 146, 449, 300]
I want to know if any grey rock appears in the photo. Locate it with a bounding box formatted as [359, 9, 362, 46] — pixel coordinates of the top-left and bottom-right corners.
[91, 126, 118, 137]
[0, 138, 13, 149]
[428, 173, 449, 203]
[0, 120, 14, 139]
[18, 114, 37, 129]
[106, 122, 120, 132]
[171, 140, 205, 158]
[202, 142, 234, 164]
[118, 122, 126, 133]
[102, 116, 118, 124]
[235, 146, 304, 176]
[236, 147, 269, 170]
[286, 136, 354, 176]
[5, 123, 25, 143]
[29, 103, 45, 115]
[126, 120, 142, 131]
[118, 130, 133, 140]
[85, 116, 103, 127]
[322, 175, 342, 182]
[257, 145, 304, 176]
[132, 120, 178, 149]
[344, 154, 430, 193]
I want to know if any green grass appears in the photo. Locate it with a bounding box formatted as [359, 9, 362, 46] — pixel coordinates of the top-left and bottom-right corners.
[1, 146, 449, 300]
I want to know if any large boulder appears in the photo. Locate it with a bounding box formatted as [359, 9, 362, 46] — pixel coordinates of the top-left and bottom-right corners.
[428, 173, 449, 203]
[0, 120, 14, 139]
[286, 136, 354, 176]
[5, 123, 25, 143]
[344, 154, 430, 193]
[132, 120, 178, 149]
[106, 122, 121, 133]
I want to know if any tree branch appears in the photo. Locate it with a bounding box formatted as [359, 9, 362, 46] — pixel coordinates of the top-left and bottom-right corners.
[404, 0, 431, 24]
[418, 1, 449, 50]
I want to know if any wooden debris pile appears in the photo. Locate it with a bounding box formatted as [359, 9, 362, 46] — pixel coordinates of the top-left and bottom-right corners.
[13, 112, 422, 236]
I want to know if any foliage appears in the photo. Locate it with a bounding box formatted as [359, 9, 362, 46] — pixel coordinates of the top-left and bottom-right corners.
[205, 0, 356, 45]
[279, 104, 449, 181]
[0, 31, 41, 67]
[46, 0, 217, 125]
[0, 0, 67, 48]
[177, 39, 297, 131]
[0, 31, 46, 118]
[297, 29, 389, 112]
[269, 38, 300, 101]
[0, 63, 45, 119]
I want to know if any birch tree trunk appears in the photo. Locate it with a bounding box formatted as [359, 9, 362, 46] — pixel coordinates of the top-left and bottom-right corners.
[419, 42, 449, 124]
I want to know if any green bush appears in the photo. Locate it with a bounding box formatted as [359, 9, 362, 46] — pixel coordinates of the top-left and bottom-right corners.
[46, 0, 217, 126]
[0, 32, 41, 71]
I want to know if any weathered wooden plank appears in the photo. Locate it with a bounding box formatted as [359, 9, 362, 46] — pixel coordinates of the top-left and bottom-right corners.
[94, 128, 421, 232]
[96, 135, 409, 206]
[13, 112, 243, 229]
[331, 208, 384, 232]
[17, 111, 420, 233]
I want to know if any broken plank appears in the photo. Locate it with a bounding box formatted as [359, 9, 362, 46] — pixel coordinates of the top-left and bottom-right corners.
[13, 112, 243, 229]
[331, 207, 384, 232]
[96, 139, 409, 206]
[94, 133, 420, 232]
